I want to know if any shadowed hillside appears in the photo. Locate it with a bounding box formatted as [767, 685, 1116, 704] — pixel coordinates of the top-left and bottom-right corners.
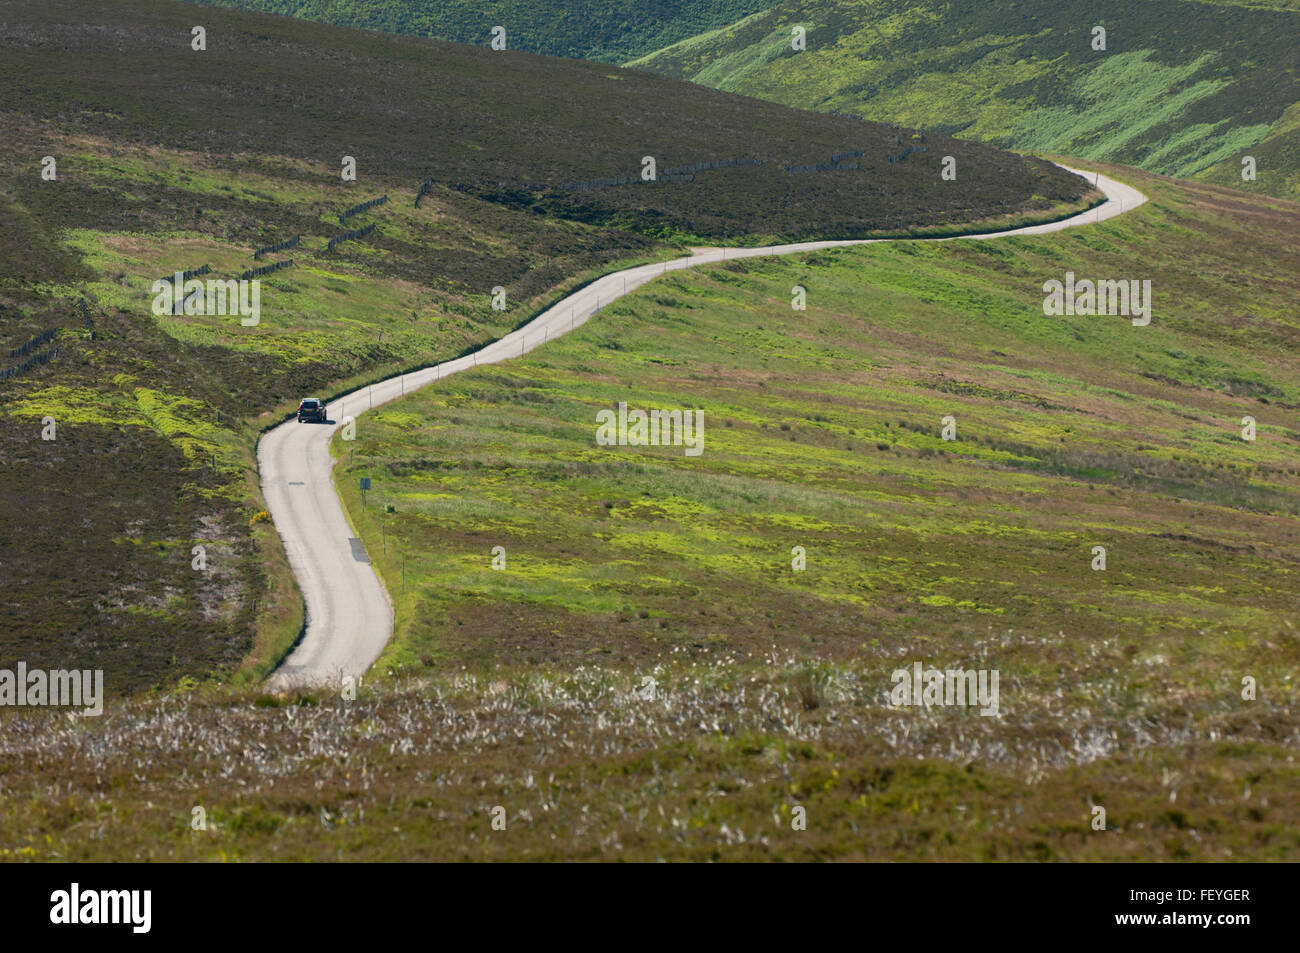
[2, 0, 1088, 243]
[188, 0, 783, 62]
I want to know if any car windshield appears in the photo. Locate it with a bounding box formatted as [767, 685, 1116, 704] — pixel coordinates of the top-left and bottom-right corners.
[301, 400, 318, 408]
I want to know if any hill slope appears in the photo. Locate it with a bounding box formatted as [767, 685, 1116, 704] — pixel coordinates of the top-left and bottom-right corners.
[0, 0, 1083, 692]
[4, 167, 1297, 861]
[188, 0, 782, 62]
[3, 0, 1087, 242]
[339, 164, 1300, 682]
[630, 0, 1300, 200]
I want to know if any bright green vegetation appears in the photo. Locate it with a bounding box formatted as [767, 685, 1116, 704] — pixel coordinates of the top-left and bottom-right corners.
[343, 166, 1300, 681]
[2, 0, 1296, 861]
[630, 0, 1300, 201]
[0, 127, 666, 693]
[191, 0, 782, 62]
[188, 163, 1300, 859]
[0, 0, 1088, 691]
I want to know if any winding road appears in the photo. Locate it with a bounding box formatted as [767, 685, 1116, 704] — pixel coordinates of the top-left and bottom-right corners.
[261, 164, 1147, 691]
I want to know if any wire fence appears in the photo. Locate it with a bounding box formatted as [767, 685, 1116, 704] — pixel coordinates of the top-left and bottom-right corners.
[889, 143, 927, 164]
[414, 177, 436, 208]
[158, 264, 210, 283]
[327, 223, 377, 252]
[888, 133, 928, 164]
[786, 148, 866, 173]
[562, 173, 640, 191]
[339, 195, 388, 223]
[1, 297, 99, 380]
[786, 160, 859, 173]
[562, 157, 763, 192]
[0, 346, 58, 381]
[9, 327, 57, 359]
[662, 157, 763, 176]
[239, 259, 295, 281]
[253, 235, 300, 260]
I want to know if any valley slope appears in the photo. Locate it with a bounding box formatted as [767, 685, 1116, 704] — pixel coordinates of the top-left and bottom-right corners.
[0, 0, 1083, 691]
[630, 0, 1300, 200]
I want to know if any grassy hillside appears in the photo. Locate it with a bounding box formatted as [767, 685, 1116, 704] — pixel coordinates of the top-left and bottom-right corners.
[189, 0, 781, 62]
[630, 0, 1300, 201]
[0, 0, 1083, 692]
[339, 163, 1300, 682]
[3, 166, 1297, 860]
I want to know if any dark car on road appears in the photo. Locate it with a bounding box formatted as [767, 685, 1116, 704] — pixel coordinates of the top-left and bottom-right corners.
[297, 397, 327, 423]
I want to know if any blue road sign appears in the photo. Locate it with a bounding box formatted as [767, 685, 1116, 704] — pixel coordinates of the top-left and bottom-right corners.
[360, 477, 371, 491]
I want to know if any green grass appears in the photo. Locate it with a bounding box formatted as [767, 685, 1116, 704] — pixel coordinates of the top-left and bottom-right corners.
[4, 159, 1298, 860]
[341, 165, 1300, 683]
[238, 163, 1300, 860]
[2, 0, 1296, 861]
[631, 0, 1300, 201]
[0, 0, 1094, 692]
